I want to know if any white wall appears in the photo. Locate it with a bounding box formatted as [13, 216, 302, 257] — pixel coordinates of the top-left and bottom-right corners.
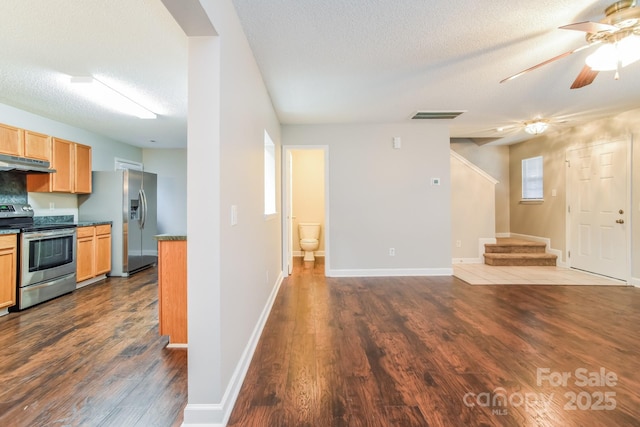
[450, 140, 510, 235]
[175, 0, 283, 425]
[142, 148, 187, 234]
[283, 123, 452, 276]
[450, 151, 497, 261]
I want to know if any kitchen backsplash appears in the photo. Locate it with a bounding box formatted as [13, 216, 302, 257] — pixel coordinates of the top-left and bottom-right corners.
[0, 172, 27, 204]
[34, 215, 74, 224]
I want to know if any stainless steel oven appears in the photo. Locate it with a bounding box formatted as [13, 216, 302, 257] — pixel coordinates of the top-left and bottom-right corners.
[19, 227, 77, 309]
[0, 203, 77, 311]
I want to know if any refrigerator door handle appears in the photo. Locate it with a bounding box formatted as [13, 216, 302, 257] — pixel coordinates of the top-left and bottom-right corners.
[139, 189, 147, 229]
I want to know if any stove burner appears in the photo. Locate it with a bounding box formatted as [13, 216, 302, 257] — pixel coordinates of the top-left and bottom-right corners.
[0, 203, 75, 232]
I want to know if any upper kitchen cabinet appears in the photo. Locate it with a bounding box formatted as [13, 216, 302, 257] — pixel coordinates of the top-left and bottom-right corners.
[0, 125, 51, 161]
[0, 123, 24, 156]
[74, 143, 92, 194]
[27, 138, 92, 194]
[24, 130, 52, 162]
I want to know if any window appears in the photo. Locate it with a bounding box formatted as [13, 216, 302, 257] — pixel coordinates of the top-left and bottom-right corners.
[522, 156, 543, 200]
[264, 130, 276, 215]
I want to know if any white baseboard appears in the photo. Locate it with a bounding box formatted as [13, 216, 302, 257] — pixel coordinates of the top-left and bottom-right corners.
[182, 271, 285, 427]
[328, 268, 453, 277]
[166, 343, 188, 349]
[630, 277, 640, 288]
[0, 308, 8, 317]
[451, 237, 496, 265]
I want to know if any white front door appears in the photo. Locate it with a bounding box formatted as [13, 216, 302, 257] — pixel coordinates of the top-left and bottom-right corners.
[567, 139, 629, 280]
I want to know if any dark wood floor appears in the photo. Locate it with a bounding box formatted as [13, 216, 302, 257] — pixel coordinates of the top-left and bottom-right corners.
[0, 268, 187, 427]
[229, 259, 640, 426]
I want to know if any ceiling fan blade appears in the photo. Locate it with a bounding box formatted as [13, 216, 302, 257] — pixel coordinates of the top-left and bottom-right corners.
[500, 44, 594, 84]
[559, 21, 619, 33]
[570, 65, 599, 89]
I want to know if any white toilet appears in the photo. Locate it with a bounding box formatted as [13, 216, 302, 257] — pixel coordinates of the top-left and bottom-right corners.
[299, 223, 321, 262]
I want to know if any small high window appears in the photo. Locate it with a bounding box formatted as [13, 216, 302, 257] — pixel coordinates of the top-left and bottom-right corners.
[264, 130, 276, 215]
[522, 156, 543, 200]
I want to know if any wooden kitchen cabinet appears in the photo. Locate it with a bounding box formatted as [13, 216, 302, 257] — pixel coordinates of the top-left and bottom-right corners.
[0, 123, 24, 157]
[76, 224, 111, 283]
[76, 226, 96, 282]
[94, 225, 112, 276]
[157, 238, 187, 345]
[27, 138, 92, 194]
[74, 143, 92, 193]
[24, 130, 51, 161]
[0, 124, 51, 161]
[0, 234, 17, 310]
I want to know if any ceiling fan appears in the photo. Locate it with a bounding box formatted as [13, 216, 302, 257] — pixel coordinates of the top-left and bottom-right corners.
[501, 0, 640, 89]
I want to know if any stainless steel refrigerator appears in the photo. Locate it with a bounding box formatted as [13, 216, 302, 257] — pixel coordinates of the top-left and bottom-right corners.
[78, 169, 158, 276]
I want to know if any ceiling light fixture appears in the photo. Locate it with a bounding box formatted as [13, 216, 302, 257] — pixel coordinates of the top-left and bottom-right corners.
[69, 77, 157, 119]
[585, 34, 640, 71]
[524, 120, 549, 135]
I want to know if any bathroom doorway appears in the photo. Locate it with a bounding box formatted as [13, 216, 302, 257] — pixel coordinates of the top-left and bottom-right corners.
[282, 146, 329, 277]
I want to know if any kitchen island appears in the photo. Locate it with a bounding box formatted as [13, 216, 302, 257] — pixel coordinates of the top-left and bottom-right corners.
[155, 234, 187, 347]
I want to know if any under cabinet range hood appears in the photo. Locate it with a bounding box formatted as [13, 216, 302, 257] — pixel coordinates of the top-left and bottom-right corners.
[0, 153, 55, 173]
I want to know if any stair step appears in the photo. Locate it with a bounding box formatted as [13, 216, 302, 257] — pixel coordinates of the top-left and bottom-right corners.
[483, 252, 557, 266]
[485, 239, 547, 254]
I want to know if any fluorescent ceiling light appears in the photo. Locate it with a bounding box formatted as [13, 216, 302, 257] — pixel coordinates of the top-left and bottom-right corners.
[69, 77, 157, 119]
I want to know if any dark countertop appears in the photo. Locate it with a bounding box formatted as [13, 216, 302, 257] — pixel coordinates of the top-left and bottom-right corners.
[34, 215, 112, 228]
[76, 220, 112, 227]
[0, 219, 111, 235]
[155, 234, 187, 241]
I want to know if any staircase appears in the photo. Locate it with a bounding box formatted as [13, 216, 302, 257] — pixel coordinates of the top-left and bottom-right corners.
[483, 238, 557, 266]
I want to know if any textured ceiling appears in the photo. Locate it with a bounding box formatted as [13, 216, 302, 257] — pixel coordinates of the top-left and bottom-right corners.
[0, 0, 187, 148]
[231, 0, 640, 144]
[1, 0, 639, 148]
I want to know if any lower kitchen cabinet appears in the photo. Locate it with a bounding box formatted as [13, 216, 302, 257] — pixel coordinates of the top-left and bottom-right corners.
[0, 234, 17, 309]
[157, 237, 187, 346]
[76, 224, 112, 283]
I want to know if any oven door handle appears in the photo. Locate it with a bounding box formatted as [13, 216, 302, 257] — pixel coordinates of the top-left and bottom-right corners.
[23, 228, 76, 240]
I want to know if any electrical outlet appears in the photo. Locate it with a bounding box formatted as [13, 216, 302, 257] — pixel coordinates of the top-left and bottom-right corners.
[456, 240, 462, 248]
[389, 248, 395, 256]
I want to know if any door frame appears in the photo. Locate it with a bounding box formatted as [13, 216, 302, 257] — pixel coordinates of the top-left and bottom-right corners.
[282, 145, 330, 277]
[565, 136, 632, 282]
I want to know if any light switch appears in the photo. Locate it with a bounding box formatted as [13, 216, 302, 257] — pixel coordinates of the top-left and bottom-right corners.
[231, 205, 238, 226]
[393, 137, 401, 149]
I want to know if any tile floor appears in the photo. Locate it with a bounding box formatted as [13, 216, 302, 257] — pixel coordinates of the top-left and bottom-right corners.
[453, 263, 629, 286]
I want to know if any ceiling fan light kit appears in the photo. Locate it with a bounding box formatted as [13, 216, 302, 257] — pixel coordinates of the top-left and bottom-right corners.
[501, 0, 640, 88]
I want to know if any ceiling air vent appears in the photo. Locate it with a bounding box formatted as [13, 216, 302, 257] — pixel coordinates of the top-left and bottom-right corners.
[411, 110, 465, 120]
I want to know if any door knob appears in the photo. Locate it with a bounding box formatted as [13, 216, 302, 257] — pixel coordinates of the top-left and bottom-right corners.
[616, 219, 624, 224]
[619, 209, 624, 214]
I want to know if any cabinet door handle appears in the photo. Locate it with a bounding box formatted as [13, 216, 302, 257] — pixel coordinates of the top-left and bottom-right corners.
[616, 219, 624, 224]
